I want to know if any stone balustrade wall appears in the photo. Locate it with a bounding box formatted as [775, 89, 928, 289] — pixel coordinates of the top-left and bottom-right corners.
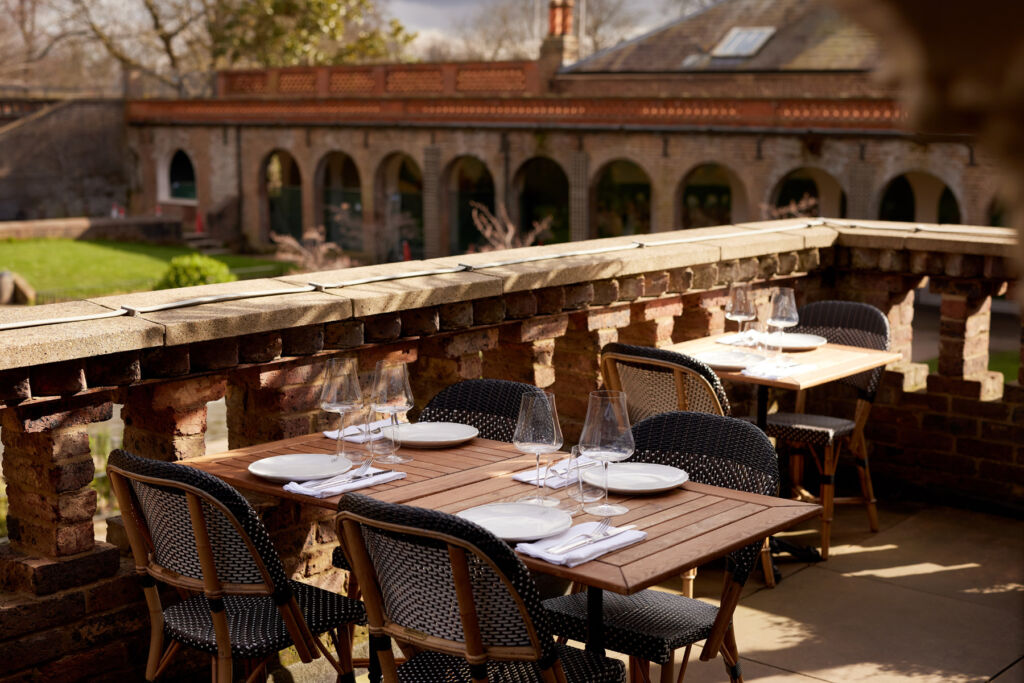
[0, 218, 1019, 680]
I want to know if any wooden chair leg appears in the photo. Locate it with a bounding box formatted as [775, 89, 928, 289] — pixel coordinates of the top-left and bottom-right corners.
[675, 645, 692, 683]
[853, 436, 880, 532]
[759, 538, 776, 588]
[721, 625, 743, 683]
[628, 655, 650, 683]
[820, 443, 838, 560]
[681, 568, 697, 598]
[788, 448, 805, 499]
[658, 654, 676, 683]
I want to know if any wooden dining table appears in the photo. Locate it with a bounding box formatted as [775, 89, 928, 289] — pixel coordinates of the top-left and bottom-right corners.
[187, 432, 820, 654]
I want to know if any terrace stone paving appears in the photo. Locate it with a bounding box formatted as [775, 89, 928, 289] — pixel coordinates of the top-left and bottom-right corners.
[272, 500, 1023, 682]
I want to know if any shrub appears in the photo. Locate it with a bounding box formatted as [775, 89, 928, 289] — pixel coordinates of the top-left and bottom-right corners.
[156, 254, 237, 289]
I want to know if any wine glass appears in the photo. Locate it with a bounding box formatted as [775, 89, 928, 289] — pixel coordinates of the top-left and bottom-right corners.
[767, 287, 799, 357]
[513, 391, 563, 507]
[371, 360, 413, 465]
[320, 357, 362, 463]
[579, 390, 635, 517]
[565, 445, 603, 507]
[725, 283, 756, 341]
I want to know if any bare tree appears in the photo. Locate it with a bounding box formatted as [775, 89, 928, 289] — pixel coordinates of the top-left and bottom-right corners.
[469, 201, 552, 251]
[660, 0, 721, 17]
[453, 0, 542, 61]
[578, 0, 645, 56]
[269, 226, 357, 272]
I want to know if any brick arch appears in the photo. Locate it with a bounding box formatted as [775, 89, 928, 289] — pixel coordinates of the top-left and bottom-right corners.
[511, 155, 570, 243]
[441, 154, 496, 254]
[258, 148, 304, 241]
[156, 144, 200, 205]
[314, 149, 363, 251]
[676, 161, 750, 228]
[374, 151, 425, 261]
[872, 168, 964, 224]
[767, 165, 848, 219]
[589, 157, 652, 238]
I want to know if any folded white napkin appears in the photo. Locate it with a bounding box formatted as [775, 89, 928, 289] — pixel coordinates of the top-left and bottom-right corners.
[283, 468, 406, 498]
[515, 522, 646, 567]
[512, 456, 598, 489]
[716, 331, 762, 347]
[323, 418, 392, 443]
[741, 359, 816, 380]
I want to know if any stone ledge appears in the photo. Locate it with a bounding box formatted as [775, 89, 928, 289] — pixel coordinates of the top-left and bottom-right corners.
[0, 541, 120, 596]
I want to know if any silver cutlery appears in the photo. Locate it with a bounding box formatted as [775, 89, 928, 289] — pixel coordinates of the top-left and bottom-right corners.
[305, 465, 390, 490]
[549, 521, 637, 555]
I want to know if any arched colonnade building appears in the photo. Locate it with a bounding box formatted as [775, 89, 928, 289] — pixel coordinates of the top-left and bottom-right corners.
[126, 0, 1004, 260]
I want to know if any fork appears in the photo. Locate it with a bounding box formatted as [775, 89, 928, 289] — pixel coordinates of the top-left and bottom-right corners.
[305, 457, 377, 490]
[549, 518, 612, 554]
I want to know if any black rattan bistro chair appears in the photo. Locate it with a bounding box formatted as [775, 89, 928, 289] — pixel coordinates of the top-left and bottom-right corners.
[601, 342, 731, 422]
[601, 342, 746, 594]
[418, 379, 543, 442]
[543, 412, 780, 683]
[762, 300, 890, 558]
[336, 493, 626, 683]
[107, 449, 366, 683]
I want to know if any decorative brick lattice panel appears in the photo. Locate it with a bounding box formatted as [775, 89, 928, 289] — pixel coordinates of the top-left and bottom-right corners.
[387, 70, 443, 94]
[278, 71, 316, 94]
[640, 102, 741, 119]
[224, 73, 267, 95]
[456, 68, 527, 93]
[778, 101, 907, 123]
[329, 70, 375, 94]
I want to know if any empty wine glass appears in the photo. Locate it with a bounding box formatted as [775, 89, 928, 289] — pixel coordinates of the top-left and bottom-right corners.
[767, 287, 799, 357]
[725, 283, 756, 342]
[579, 390, 635, 517]
[565, 446, 603, 506]
[371, 360, 413, 465]
[514, 391, 563, 507]
[320, 357, 362, 463]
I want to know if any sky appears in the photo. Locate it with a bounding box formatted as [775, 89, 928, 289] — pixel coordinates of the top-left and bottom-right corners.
[390, 0, 669, 55]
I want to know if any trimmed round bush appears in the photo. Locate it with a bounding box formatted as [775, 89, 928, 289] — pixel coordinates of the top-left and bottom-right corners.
[156, 254, 237, 290]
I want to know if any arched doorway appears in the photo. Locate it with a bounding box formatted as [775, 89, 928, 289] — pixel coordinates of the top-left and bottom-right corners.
[262, 150, 302, 239]
[988, 197, 1009, 227]
[513, 157, 569, 243]
[879, 171, 961, 223]
[591, 159, 651, 238]
[772, 167, 846, 218]
[443, 156, 495, 254]
[169, 150, 196, 200]
[317, 151, 362, 251]
[678, 163, 747, 228]
[375, 153, 424, 261]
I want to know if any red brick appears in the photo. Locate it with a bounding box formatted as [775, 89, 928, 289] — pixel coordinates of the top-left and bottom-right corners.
[439, 301, 474, 330]
[921, 413, 978, 437]
[630, 296, 682, 322]
[4, 485, 97, 524]
[536, 287, 566, 314]
[0, 586, 87, 641]
[281, 325, 324, 355]
[957, 438, 1014, 462]
[238, 332, 283, 363]
[324, 319, 364, 348]
[592, 279, 620, 304]
[503, 291, 537, 319]
[36, 637, 134, 681]
[2, 454, 94, 493]
[668, 268, 693, 293]
[122, 429, 205, 461]
[564, 282, 594, 309]
[0, 368, 31, 403]
[472, 297, 506, 325]
[977, 460, 1024, 485]
[364, 313, 402, 341]
[4, 397, 113, 434]
[499, 314, 568, 343]
[85, 351, 141, 387]
[643, 271, 670, 296]
[896, 428, 954, 452]
[569, 306, 630, 332]
[618, 276, 644, 301]
[140, 345, 190, 377]
[0, 429, 90, 462]
[30, 360, 86, 397]
[951, 396, 1011, 421]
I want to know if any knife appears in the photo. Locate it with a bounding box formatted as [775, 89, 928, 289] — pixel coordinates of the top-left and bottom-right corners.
[549, 524, 637, 555]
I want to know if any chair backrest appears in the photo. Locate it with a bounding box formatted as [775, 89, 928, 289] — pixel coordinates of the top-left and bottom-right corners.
[418, 379, 542, 442]
[795, 300, 891, 402]
[337, 493, 560, 675]
[629, 411, 778, 584]
[601, 342, 730, 421]
[107, 448, 292, 601]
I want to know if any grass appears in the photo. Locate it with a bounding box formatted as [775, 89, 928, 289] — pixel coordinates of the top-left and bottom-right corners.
[923, 349, 1019, 383]
[0, 238, 293, 299]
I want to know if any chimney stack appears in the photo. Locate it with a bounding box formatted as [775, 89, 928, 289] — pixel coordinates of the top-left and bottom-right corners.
[539, 0, 578, 83]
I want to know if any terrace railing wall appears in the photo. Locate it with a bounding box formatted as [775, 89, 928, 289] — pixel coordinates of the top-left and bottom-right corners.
[0, 218, 1019, 679]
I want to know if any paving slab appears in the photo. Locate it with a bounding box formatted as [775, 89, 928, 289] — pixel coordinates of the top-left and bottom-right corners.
[0, 301, 163, 371]
[822, 506, 1024, 616]
[736, 565, 1022, 682]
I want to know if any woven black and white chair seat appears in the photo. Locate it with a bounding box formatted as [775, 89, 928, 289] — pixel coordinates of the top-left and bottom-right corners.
[394, 646, 624, 683]
[543, 591, 718, 665]
[763, 412, 856, 447]
[164, 581, 365, 658]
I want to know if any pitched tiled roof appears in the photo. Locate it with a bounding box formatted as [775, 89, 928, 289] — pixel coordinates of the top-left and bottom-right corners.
[565, 0, 879, 73]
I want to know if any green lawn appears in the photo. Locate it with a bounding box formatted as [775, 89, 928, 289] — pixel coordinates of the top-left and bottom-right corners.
[0, 239, 293, 300]
[924, 349, 1019, 383]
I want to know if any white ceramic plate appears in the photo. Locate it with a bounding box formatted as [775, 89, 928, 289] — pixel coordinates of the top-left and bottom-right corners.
[383, 422, 479, 448]
[582, 462, 689, 494]
[247, 453, 352, 483]
[763, 332, 828, 351]
[694, 349, 767, 371]
[457, 503, 573, 542]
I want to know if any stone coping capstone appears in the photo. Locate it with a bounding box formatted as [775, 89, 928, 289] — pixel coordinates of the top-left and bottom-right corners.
[0, 219, 1015, 373]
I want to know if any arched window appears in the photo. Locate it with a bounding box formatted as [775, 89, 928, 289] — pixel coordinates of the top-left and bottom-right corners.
[513, 157, 569, 243]
[591, 160, 651, 238]
[169, 150, 196, 200]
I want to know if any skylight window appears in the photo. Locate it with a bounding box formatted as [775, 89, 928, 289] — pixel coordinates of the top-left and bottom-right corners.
[711, 26, 776, 58]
